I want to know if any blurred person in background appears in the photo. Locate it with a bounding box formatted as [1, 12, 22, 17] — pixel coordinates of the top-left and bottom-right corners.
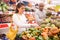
[13, 3, 38, 33]
[9, 0, 17, 11]
[9, 0, 16, 6]
[17, 0, 42, 6]
[24, 2, 35, 12]
[34, 3, 46, 25]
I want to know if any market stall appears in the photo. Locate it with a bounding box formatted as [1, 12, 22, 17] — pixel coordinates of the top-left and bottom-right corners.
[0, 0, 60, 40]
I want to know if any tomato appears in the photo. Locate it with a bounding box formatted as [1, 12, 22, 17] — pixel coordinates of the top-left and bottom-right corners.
[50, 27, 59, 35]
[29, 37, 36, 40]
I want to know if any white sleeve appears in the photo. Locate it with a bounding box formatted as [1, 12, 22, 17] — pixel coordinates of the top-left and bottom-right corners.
[12, 14, 31, 28]
[34, 12, 43, 22]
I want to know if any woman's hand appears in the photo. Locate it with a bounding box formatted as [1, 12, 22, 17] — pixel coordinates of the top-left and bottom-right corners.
[30, 24, 39, 27]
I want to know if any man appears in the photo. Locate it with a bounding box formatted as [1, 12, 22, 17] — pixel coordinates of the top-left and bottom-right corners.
[34, 3, 46, 25]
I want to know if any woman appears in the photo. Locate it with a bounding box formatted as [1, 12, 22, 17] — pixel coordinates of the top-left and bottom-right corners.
[13, 3, 38, 33]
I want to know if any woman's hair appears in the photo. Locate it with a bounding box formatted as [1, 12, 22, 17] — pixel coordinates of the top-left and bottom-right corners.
[16, 3, 25, 13]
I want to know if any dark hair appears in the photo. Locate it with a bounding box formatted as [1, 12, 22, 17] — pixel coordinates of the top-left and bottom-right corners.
[16, 3, 25, 13]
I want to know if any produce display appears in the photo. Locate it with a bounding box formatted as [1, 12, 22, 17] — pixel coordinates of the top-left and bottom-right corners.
[0, 0, 60, 40]
[15, 27, 60, 40]
[40, 18, 60, 28]
[0, 14, 13, 23]
[25, 14, 36, 24]
[0, 1, 9, 12]
[0, 11, 60, 40]
[15, 18, 60, 40]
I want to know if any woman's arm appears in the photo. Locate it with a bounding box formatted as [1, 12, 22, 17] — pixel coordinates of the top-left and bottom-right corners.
[12, 14, 38, 28]
[12, 14, 32, 28]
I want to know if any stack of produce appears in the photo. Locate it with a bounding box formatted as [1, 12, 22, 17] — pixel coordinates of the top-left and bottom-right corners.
[0, 1, 9, 12]
[15, 18, 60, 40]
[15, 27, 60, 40]
[40, 18, 60, 28]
